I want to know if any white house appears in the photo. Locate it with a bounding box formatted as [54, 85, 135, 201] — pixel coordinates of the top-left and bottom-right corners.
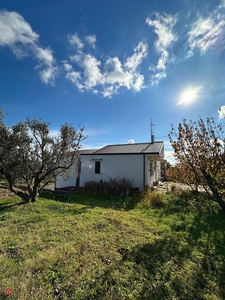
[56, 141, 164, 190]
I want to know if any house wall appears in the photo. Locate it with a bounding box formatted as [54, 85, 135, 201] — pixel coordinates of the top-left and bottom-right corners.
[56, 153, 162, 190]
[80, 154, 144, 189]
[55, 165, 77, 188]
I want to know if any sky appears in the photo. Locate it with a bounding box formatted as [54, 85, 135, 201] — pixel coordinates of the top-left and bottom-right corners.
[1, 0, 225, 164]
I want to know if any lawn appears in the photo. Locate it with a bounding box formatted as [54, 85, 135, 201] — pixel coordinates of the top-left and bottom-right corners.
[1, 189, 225, 299]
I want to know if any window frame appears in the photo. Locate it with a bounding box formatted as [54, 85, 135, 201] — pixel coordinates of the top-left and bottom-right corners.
[95, 161, 101, 174]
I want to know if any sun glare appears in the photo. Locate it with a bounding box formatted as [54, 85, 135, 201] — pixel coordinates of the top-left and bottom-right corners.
[177, 89, 195, 105]
[177, 86, 202, 106]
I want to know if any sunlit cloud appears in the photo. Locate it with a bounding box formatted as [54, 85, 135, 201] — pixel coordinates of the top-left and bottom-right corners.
[164, 150, 175, 165]
[85, 35, 97, 48]
[187, 7, 225, 56]
[150, 72, 167, 86]
[218, 106, 225, 118]
[66, 40, 148, 97]
[146, 12, 178, 85]
[68, 33, 84, 50]
[125, 42, 148, 71]
[0, 10, 58, 85]
[63, 61, 73, 72]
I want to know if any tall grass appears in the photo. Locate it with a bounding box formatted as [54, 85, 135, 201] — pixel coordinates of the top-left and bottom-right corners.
[137, 190, 164, 209]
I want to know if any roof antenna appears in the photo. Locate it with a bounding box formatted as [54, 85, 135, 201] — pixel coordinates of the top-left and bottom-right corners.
[150, 118, 155, 143]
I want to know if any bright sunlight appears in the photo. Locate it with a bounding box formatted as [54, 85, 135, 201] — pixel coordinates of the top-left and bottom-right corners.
[177, 86, 202, 106]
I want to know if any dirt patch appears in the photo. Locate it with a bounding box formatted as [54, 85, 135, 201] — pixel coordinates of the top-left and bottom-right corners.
[0, 186, 16, 199]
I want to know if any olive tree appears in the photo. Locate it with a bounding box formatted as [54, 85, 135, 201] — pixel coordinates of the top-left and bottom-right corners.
[169, 117, 225, 212]
[0, 110, 85, 202]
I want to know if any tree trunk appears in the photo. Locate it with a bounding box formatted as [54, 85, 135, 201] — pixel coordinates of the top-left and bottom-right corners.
[210, 188, 225, 212]
[31, 178, 40, 202]
[203, 171, 225, 212]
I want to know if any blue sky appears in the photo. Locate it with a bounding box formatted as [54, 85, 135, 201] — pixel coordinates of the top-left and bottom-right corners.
[1, 0, 225, 163]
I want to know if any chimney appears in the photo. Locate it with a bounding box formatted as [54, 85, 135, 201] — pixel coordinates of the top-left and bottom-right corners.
[150, 118, 155, 143]
[151, 134, 154, 143]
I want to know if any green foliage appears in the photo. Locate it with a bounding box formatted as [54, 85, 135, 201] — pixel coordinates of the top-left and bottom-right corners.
[1, 191, 225, 299]
[137, 190, 164, 209]
[0, 109, 85, 203]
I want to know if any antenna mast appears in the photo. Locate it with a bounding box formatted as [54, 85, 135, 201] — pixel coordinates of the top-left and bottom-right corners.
[150, 118, 155, 143]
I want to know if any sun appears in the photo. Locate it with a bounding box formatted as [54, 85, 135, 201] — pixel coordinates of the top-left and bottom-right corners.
[177, 88, 196, 105]
[177, 86, 203, 106]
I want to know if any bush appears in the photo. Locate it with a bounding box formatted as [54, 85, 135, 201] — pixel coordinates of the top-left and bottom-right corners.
[83, 177, 133, 197]
[137, 190, 164, 209]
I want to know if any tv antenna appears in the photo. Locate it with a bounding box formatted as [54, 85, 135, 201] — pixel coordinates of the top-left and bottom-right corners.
[150, 118, 155, 143]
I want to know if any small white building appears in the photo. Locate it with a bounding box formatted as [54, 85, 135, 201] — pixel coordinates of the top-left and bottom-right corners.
[56, 141, 164, 190]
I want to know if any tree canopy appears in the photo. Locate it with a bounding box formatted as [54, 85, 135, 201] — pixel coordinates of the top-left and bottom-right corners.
[0, 110, 85, 202]
[169, 117, 225, 212]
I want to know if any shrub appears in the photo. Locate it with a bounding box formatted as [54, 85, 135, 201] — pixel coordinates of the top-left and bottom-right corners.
[83, 177, 133, 197]
[137, 190, 164, 209]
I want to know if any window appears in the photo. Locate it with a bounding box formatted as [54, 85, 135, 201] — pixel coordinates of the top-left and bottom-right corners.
[95, 161, 101, 174]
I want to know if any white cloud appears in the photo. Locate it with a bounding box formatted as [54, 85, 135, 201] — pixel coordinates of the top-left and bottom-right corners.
[164, 150, 175, 165]
[71, 53, 104, 88]
[127, 139, 135, 144]
[187, 1, 225, 56]
[68, 33, 84, 50]
[66, 41, 148, 97]
[146, 13, 178, 52]
[150, 72, 167, 85]
[156, 49, 168, 70]
[86, 35, 97, 48]
[35, 47, 54, 65]
[101, 85, 119, 98]
[0, 10, 57, 85]
[218, 106, 225, 118]
[104, 57, 132, 88]
[219, 0, 225, 8]
[146, 13, 178, 84]
[66, 71, 84, 91]
[133, 74, 145, 91]
[125, 41, 148, 71]
[187, 17, 225, 56]
[0, 10, 38, 47]
[63, 61, 73, 72]
[39, 65, 58, 85]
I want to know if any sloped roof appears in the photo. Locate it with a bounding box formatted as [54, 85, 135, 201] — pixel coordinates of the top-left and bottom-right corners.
[80, 142, 164, 155]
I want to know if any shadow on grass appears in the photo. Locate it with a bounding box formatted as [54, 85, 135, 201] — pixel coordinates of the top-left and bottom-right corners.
[0, 291, 9, 300]
[0, 201, 24, 213]
[85, 234, 225, 300]
[40, 190, 139, 211]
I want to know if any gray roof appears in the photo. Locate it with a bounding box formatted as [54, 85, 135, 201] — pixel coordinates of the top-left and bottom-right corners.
[80, 142, 164, 155]
[80, 149, 98, 155]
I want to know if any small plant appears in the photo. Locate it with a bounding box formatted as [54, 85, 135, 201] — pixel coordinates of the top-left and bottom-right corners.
[171, 184, 177, 193]
[137, 190, 164, 209]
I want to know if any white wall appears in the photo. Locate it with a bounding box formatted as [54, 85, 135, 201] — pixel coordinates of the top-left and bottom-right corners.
[80, 154, 144, 189]
[56, 153, 162, 190]
[55, 165, 77, 189]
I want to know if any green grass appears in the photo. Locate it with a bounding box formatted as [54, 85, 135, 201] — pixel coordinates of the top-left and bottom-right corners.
[1, 190, 225, 299]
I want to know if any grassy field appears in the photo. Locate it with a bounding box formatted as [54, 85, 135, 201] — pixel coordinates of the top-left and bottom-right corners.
[1, 189, 225, 299]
